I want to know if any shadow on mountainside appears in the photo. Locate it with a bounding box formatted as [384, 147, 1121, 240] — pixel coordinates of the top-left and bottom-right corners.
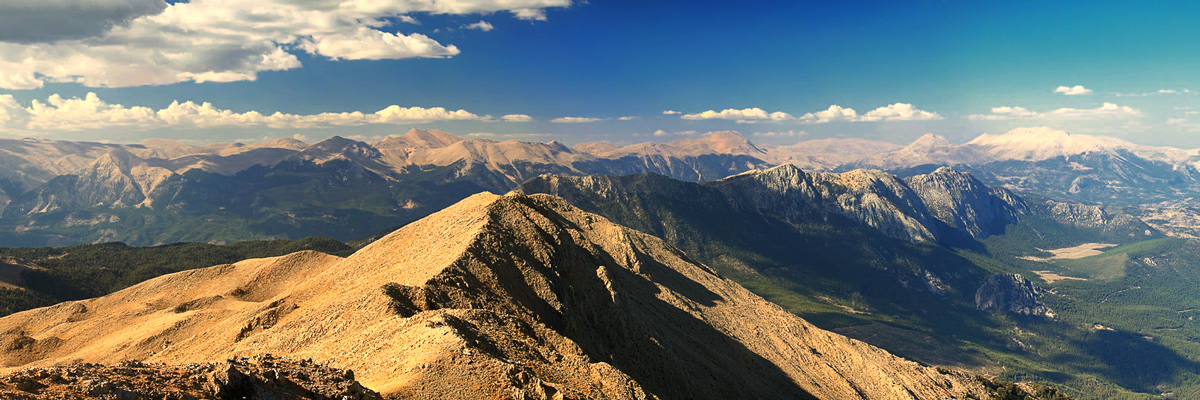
[537, 208, 817, 400]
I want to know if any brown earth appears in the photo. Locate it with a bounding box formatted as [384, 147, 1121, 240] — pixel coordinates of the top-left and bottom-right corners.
[0, 192, 994, 399]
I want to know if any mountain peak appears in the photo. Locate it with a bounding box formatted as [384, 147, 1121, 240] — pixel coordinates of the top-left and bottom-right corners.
[907, 133, 953, 149]
[966, 127, 1132, 160]
[402, 129, 465, 148]
[667, 131, 765, 155]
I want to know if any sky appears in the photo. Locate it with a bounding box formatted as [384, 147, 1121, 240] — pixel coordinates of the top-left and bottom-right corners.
[1, 0, 1200, 147]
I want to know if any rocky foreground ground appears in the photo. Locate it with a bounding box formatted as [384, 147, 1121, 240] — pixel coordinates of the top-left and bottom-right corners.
[0, 354, 379, 400]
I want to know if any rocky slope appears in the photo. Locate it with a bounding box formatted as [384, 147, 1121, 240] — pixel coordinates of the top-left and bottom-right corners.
[975, 273, 1052, 317]
[0, 192, 991, 399]
[0, 355, 379, 400]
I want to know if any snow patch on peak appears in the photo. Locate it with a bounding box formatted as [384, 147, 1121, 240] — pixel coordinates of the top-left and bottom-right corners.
[908, 133, 953, 149]
[968, 127, 1134, 160]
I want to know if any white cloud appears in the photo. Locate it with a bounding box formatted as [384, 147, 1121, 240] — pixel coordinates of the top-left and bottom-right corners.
[859, 103, 943, 122]
[681, 108, 794, 123]
[501, 114, 533, 122]
[0, 0, 570, 89]
[797, 105, 858, 124]
[652, 129, 697, 137]
[1114, 89, 1194, 97]
[0, 92, 486, 133]
[1049, 102, 1140, 118]
[298, 28, 459, 61]
[373, 105, 485, 124]
[968, 103, 1140, 120]
[753, 130, 806, 138]
[794, 103, 940, 124]
[551, 116, 604, 123]
[464, 21, 495, 31]
[682, 104, 941, 124]
[1055, 85, 1093, 95]
[293, 133, 310, 142]
[662, 110, 681, 115]
[617, 116, 637, 121]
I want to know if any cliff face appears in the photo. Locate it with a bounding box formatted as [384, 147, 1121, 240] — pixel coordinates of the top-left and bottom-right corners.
[0, 192, 989, 399]
[904, 167, 1028, 239]
[975, 273, 1052, 317]
[704, 164, 1025, 244]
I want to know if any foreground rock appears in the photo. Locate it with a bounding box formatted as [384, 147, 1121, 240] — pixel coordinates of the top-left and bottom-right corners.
[0, 192, 992, 399]
[0, 355, 377, 400]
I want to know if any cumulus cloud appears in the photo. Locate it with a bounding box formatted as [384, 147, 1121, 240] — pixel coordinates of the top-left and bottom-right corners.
[681, 108, 794, 123]
[617, 116, 637, 121]
[797, 105, 858, 124]
[793, 103, 940, 124]
[661, 110, 681, 115]
[1055, 85, 1093, 95]
[968, 103, 1140, 120]
[0, 92, 487, 133]
[681, 104, 940, 124]
[298, 28, 459, 61]
[464, 21, 495, 31]
[501, 114, 533, 122]
[0, 0, 571, 89]
[0, 0, 168, 44]
[551, 116, 604, 123]
[859, 103, 943, 122]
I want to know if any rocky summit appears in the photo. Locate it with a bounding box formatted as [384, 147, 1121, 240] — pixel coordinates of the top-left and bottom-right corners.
[0, 192, 992, 399]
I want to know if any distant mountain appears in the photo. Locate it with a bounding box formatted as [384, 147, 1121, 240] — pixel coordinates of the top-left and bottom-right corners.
[522, 167, 1168, 398]
[0, 130, 774, 246]
[842, 127, 1200, 209]
[758, 138, 902, 171]
[0, 192, 1007, 399]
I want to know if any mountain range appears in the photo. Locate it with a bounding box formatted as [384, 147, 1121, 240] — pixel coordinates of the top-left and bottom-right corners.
[0, 191, 1030, 399]
[4, 126, 1200, 246]
[0, 130, 772, 246]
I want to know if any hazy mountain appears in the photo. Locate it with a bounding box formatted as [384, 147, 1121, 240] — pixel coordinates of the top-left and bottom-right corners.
[758, 138, 902, 171]
[0, 130, 773, 246]
[842, 127, 1200, 208]
[0, 192, 1004, 399]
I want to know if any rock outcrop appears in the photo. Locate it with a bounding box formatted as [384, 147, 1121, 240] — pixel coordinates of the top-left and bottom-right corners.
[0, 192, 990, 399]
[975, 273, 1052, 316]
[0, 355, 378, 400]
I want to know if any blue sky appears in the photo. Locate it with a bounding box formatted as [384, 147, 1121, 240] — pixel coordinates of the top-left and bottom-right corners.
[1, 0, 1199, 147]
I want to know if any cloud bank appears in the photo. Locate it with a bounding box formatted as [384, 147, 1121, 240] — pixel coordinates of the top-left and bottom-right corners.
[968, 103, 1141, 120]
[0, 0, 571, 89]
[681, 103, 941, 124]
[0, 92, 498, 133]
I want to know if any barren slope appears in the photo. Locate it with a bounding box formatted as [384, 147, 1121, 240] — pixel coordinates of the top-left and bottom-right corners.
[0, 192, 988, 399]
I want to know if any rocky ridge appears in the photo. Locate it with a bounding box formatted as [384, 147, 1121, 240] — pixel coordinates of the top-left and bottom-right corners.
[0, 192, 991, 399]
[0, 355, 379, 400]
